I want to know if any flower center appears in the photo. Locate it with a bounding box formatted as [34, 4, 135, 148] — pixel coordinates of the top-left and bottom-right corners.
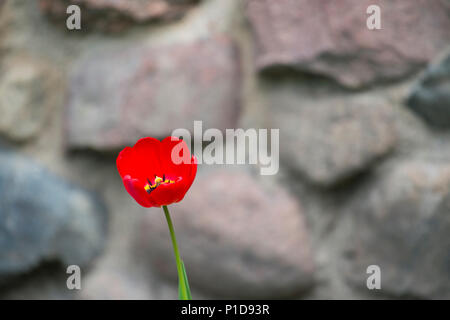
[144, 174, 175, 194]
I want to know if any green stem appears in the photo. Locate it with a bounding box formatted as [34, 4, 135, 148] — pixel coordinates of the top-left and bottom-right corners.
[162, 205, 190, 300]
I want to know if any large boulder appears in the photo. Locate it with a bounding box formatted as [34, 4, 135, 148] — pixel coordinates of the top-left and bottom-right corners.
[246, 0, 450, 88]
[270, 88, 397, 187]
[0, 149, 107, 281]
[345, 161, 450, 299]
[136, 168, 315, 298]
[66, 35, 241, 150]
[0, 55, 60, 141]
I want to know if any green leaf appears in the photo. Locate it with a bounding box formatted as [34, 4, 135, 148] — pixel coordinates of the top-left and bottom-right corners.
[181, 260, 192, 300]
[178, 261, 191, 300]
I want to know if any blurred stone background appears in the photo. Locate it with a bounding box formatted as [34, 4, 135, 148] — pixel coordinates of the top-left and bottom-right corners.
[0, 0, 449, 299]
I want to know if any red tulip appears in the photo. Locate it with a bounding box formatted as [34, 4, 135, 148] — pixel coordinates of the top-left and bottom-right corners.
[116, 136, 197, 208]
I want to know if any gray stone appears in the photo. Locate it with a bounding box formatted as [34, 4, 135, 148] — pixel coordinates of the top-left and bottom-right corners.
[407, 50, 450, 128]
[271, 90, 396, 187]
[0, 262, 77, 299]
[346, 161, 450, 299]
[39, 0, 201, 32]
[0, 56, 60, 141]
[0, 149, 107, 280]
[66, 36, 240, 150]
[246, 0, 450, 88]
[137, 168, 314, 298]
[79, 268, 152, 300]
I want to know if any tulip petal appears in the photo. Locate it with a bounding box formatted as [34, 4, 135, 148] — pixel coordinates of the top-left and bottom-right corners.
[176, 155, 197, 202]
[116, 146, 135, 178]
[160, 137, 192, 178]
[149, 179, 186, 207]
[122, 175, 155, 208]
[118, 137, 163, 181]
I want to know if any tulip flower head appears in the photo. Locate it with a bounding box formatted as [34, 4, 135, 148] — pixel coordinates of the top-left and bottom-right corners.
[116, 136, 197, 208]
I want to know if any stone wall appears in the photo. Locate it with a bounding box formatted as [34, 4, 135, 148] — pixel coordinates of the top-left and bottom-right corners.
[0, 0, 449, 299]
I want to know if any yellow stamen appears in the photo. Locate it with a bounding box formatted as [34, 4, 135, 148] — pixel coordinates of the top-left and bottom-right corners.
[144, 175, 176, 194]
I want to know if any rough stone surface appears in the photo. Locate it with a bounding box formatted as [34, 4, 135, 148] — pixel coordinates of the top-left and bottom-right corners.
[272, 91, 397, 187]
[137, 168, 314, 298]
[79, 268, 152, 300]
[0, 149, 107, 280]
[246, 0, 450, 88]
[346, 161, 450, 298]
[66, 36, 240, 150]
[39, 0, 201, 32]
[3, 0, 450, 300]
[0, 262, 78, 299]
[0, 55, 59, 141]
[407, 50, 450, 128]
